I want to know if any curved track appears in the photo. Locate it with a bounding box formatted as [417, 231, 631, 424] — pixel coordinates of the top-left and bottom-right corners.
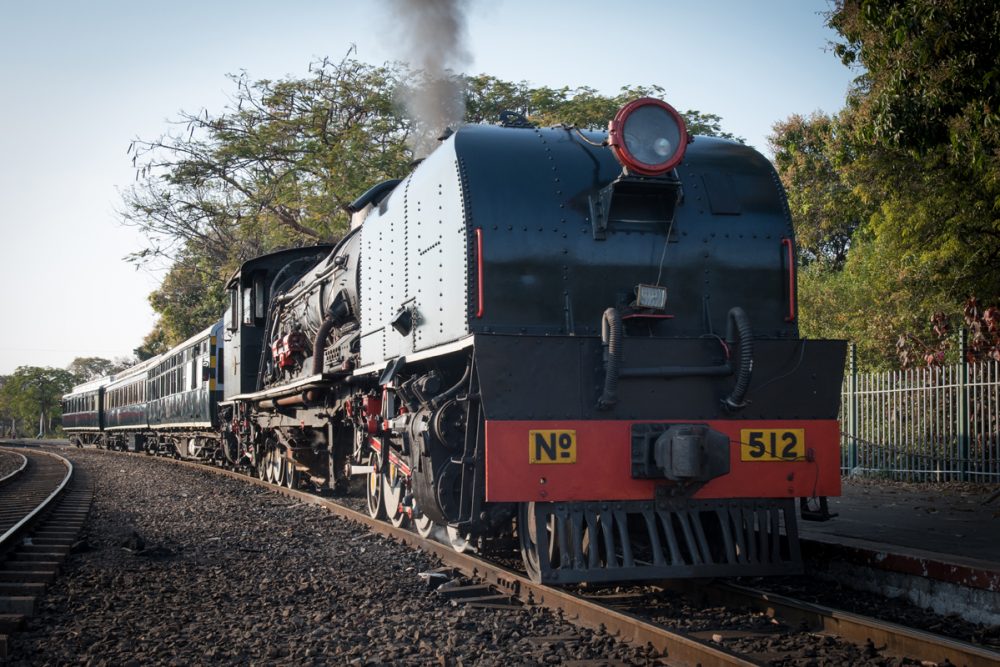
[124, 451, 999, 666]
[0, 450, 28, 486]
[0, 448, 73, 543]
[0, 447, 93, 659]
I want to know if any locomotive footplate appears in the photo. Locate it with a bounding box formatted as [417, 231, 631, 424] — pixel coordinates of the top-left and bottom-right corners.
[519, 497, 801, 584]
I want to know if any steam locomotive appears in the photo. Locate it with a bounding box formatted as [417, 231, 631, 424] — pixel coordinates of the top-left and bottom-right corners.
[63, 98, 846, 584]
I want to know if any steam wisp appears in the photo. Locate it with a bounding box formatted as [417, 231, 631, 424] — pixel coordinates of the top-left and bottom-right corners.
[387, 0, 471, 158]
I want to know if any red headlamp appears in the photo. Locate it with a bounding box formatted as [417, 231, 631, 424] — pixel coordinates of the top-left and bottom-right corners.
[608, 97, 689, 176]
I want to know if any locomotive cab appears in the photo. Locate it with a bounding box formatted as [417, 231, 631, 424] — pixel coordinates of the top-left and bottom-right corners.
[221, 246, 334, 399]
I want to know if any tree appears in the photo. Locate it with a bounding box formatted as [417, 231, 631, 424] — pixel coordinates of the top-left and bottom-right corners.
[827, 1, 1000, 303]
[769, 112, 866, 268]
[121, 57, 412, 271]
[122, 57, 414, 348]
[134, 324, 169, 361]
[765, 2, 1000, 369]
[830, 0, 1000, 160]
[0, 366, 76, 436]
[0, 375, 12, 437]
[463, 76, 745, 140]
[67, 356, 132, 382]
[146, 247, 230, 347]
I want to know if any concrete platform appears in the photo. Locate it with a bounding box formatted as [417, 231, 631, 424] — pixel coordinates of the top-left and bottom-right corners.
[801, 478, 999, 563]
[798, 478, 1000, 624]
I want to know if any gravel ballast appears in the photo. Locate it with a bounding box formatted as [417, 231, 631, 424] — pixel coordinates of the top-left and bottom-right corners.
[7, 448, 664, 665]
[0, 448, 25, 479]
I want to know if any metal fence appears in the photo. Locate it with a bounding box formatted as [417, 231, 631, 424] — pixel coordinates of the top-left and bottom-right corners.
[840, 345, 1000, 482]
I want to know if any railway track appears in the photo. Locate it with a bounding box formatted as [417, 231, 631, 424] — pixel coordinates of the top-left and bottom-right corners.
[0, 447, 92, 659]
[127, 451, 998, 666]
[662, 580, 1000, 666]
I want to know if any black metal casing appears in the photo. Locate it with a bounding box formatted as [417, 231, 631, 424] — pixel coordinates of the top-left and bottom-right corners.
[447, 125, 844, 420]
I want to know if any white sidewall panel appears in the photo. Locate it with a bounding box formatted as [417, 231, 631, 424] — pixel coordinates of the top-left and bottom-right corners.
[359, 139, 469, 367]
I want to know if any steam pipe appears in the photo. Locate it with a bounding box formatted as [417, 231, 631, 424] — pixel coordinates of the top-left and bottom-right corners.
[346, 179, 402, 213]
[428, 359, 473, 409]
[598, 306, 753, 411]
[312, 316, 337, 375]
[722, 307, 753, 411]
[256, 389, 324, 409]
[620, 364, 731, 378]
[597, 307, 623, 409]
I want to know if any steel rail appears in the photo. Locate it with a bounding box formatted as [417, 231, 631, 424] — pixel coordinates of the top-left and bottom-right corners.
[670, 580, 1000, 667]
[0, 449, 28, 486]
[0, 449, 74, 549]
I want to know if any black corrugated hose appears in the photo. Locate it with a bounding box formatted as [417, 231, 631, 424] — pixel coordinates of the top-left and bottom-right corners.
[722, 306, 753, 411]
[598, 307, 623, 409]
[311, 316, 337, 375]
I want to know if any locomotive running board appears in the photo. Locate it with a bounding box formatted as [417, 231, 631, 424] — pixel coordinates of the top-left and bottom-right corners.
[527, 498, 801, 584]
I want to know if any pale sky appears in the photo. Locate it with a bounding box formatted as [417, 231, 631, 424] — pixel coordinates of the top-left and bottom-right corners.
[0, 0, 855, 375]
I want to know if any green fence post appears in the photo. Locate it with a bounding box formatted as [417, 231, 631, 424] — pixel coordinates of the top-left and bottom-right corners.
[958, 327, 969, 481]
[849, 343, 858, 472]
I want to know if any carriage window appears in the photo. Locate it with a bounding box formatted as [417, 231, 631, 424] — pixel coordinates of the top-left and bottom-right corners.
[243, 286, 254, 326]
[254, 272, 267, 320]
[229, 289, 239, 331]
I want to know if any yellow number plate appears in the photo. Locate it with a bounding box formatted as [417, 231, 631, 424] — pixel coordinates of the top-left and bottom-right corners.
[740, 429, 806, 462]
[529, 430, 577, 464]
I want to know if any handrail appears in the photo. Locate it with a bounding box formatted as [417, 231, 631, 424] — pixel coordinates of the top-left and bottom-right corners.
[782, 238, 797, 322]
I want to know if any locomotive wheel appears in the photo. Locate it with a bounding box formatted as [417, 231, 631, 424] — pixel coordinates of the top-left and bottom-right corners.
[382, 461, 408, 528]
[271, 449, 285, 486]
[263, 446, 284, 486]
[365, 452, 386, 520]
[518, 502, 561, 582]
[413, 512, 435, 538]
[446, 526, 474, 553]
[283, 458, 299, 490]
[262, 449, 273, 483]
